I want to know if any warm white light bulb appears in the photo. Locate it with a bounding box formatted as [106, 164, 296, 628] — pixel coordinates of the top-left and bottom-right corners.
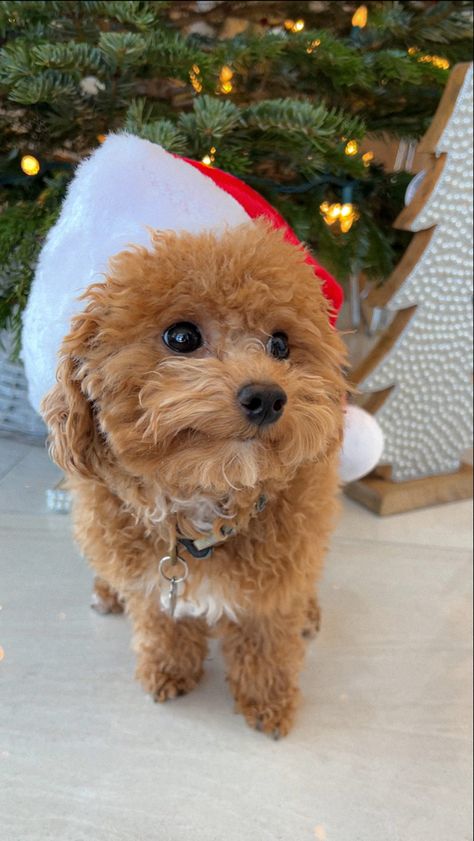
[21, 154, 40, 176]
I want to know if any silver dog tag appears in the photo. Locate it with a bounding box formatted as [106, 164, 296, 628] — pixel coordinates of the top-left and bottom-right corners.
[159, 554, 189, 619]
[168, 578, 179, 618]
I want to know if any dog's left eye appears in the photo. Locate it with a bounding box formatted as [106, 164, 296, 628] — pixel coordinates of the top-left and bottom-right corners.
[163, 322, 202, 353]
[267, 332, 289, 360]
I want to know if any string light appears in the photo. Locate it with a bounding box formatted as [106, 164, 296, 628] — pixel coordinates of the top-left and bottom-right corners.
[352, 5, 368, 28]
[432, 56, 450, 70]
[219, 65, 234, 94]
[407, 48, 450, 70]
[306, 39, 321, 54]
[20, 154, 40, 176]
[339, 202, 359, 232]
[190, 64, 203, 93]
[97, 134, 107, 144]
[320, 201, 360, 233]
[327, 203, 342, 224]
[420, 54, 450, 70]
[284, 18, 305, 33]
[340, 214, 358, 233]
[344, 139, 359, 156]
[219, 66, 233, 82]
[362, 151, 374, 167]
[201, 147, 216, 166]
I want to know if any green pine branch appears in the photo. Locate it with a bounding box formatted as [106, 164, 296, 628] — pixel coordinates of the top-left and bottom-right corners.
[0, 171, 68, 357]
[0, 0, 472, 355]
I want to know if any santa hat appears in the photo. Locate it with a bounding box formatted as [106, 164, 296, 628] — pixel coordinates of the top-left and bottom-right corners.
[22, 133, 382, 482]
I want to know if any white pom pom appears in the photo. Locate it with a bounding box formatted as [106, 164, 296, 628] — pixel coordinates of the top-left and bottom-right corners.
[339, 404, 385, 484]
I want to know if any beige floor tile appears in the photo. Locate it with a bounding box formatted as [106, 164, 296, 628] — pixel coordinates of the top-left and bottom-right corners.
[0, 442, 61, 515]
[0, 438, 31, 481]
[0, 437, 472, 841]
[337, 495, 473, 550]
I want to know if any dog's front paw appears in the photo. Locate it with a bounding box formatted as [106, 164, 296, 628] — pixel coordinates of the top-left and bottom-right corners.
[236, 691, 300, 739]
[91, 577, 124, 615]
[136, 661, 203, 702]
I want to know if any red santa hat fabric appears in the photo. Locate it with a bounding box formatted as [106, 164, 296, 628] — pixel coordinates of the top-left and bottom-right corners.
[182, 155, 343, 324]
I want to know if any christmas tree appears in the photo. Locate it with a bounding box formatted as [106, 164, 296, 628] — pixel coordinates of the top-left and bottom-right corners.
[0, 0, 472, 354]
[352, 62, 473, 486]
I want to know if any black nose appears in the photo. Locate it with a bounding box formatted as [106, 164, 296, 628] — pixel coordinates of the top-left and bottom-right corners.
[238, 383, 287, 427]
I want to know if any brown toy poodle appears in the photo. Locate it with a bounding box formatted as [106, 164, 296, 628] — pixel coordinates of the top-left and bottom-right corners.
[42, 220, 347, 738]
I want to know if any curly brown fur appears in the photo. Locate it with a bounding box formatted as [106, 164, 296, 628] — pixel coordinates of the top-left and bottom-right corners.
[42, 220, 347, 737]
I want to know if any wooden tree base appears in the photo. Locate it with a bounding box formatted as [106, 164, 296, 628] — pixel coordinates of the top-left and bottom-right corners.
[344, 463, 473, 516]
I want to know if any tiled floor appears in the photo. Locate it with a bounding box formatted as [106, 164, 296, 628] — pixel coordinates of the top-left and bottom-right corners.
[0, 436, 472, 841]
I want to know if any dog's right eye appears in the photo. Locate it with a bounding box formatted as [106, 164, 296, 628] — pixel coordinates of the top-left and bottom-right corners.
[163, 322, 202, 353]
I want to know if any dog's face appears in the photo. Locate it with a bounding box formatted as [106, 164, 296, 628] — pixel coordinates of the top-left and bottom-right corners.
[43, 221, 346, 501]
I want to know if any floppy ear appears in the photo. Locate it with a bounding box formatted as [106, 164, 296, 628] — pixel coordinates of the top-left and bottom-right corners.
[41, 312, 103, 479]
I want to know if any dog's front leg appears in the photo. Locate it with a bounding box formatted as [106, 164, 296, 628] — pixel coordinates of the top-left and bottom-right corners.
[126, 594, 209, 702]
[220, 608, 306, 738]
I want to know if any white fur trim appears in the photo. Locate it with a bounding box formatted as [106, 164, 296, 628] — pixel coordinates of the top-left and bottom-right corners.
[339, 404, 385, 483]
[22, 133, 250, 411]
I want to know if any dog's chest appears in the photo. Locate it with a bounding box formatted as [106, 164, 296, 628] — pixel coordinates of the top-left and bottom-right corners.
[159, 575, 238, 625]
[155, 497, 242, 624]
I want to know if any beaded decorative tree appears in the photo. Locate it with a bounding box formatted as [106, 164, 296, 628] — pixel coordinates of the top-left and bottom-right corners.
[346, 62, 473, 515]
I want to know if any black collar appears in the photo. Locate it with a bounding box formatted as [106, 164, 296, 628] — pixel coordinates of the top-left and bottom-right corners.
[177, 494, 267, 560]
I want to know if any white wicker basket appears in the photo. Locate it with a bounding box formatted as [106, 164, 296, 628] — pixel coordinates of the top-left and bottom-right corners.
[0, 335, 46, 440]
